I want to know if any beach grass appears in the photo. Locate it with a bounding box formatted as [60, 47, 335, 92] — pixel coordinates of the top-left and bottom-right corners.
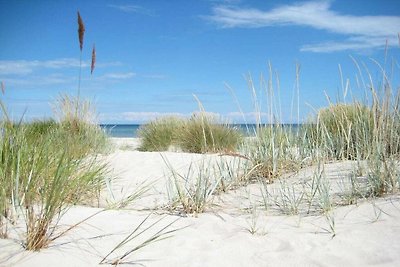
[0, 11, 110, 250]
[135, 54, 400, 219]
[165, 157, 222, 214]
[100, 214, 181, 265]
[1, 8, 400, 264]
[0, 98, 109, 249]
[178, 113, 242, 153]
[138, 116, 184, 151]
[240, 126, 301, 183]
[138, 113, 242, 154]
[305, 103, 374, 160]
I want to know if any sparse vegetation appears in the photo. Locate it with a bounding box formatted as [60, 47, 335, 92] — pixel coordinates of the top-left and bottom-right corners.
[100, 214, 181, 265]
[165, 157, 221, 214]
[1, 5, 400, 266]
[138, 53, 400, 223]
[240, 126, 300, 183]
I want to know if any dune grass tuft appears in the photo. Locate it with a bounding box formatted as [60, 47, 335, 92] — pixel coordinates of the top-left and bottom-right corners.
[138, 117, 184, 151]
[0, 11, 110, 249]
[165, 157, 221, 214]
[24, 119, 58, 138]
[0, 109, 108, 249]
[305, 103, 374, 160]
[138, 114, 242, 154]
[241, 125, 300, 183]
[178, 114, 242, 154]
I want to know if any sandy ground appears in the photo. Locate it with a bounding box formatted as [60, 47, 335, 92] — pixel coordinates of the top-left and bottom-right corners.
[1, 138, 400, 266]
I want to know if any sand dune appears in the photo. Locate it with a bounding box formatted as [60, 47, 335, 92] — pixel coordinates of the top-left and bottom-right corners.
[1, 138, 400, 266]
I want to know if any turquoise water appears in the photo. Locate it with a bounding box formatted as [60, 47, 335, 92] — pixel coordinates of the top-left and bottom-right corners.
[100, 124, 300, 138]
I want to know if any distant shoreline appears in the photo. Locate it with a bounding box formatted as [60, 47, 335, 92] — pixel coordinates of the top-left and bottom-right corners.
[99, 123, 302, 138]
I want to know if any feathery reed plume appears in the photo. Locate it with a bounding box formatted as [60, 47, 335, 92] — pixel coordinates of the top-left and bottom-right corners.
[0, 81, 4, 95]
[77, 11, 85, 51]
[91, 44, 96, 75]
[76, 10, 85, 112]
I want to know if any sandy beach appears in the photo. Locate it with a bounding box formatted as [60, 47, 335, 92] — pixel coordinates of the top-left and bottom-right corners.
[2, 1, 400, 266]
[1, 137, 400, 266]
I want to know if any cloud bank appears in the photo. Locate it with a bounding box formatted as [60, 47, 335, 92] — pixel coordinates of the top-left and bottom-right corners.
[207, 0, 400, 52]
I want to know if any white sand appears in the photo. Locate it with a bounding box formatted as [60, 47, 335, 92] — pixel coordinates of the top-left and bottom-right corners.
[1, 138, 400, 266]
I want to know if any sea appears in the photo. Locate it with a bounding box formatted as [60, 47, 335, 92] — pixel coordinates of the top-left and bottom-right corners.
[100, 124, 141, 138]
[100, 124, 300, 138]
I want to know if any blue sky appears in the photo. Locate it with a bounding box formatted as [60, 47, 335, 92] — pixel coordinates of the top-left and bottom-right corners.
[1, 0, 399, 124]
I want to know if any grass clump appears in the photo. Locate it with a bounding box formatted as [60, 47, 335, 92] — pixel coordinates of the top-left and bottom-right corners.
[138, 114, 242, 154]
[0, 103, 109, 249]
[138, 117, 184, 151]
[24, 119, 58, 137]
[178, 114, 242, 154]
[22, 112, 109, 161]
[241, 126, 300, 183]
[165, 157, 222, 214]
[231, 69, 305, 185]
[303, 65, 400, 196]
[305, 103, 400, 196]
[366, 154, 400, 196]
[52, 94, 110, 158]
[0, 11, 112, 251]
[305, 103, 374, 160]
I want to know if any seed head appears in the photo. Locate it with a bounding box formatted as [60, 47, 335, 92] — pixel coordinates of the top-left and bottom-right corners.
[77, 11, 85, 51]
[91, 44, 96, 75]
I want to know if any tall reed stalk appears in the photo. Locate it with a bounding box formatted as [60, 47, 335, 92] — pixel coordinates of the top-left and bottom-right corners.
[240, 66, 303, 183]
[77, 11, 85, 103]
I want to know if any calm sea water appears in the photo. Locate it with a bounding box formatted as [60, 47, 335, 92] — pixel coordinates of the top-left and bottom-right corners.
[100, 124, 300, 138]
[100, 124, 141, 138]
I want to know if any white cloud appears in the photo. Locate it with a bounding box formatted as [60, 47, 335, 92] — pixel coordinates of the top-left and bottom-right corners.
[100, 112, 188, 123]
[300, 36, 393, 53]
[1, 74, 75, 87]
[0, 58, 121, 75]
[207, 0, 242, 4]
[0, 58, 81, 75]
[102, 72, 136, 79]
[208, 0, 400, 52]
[108, 4, 154, 16]
[141, 74, 168, 79]
[109, 4, 141, 13]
